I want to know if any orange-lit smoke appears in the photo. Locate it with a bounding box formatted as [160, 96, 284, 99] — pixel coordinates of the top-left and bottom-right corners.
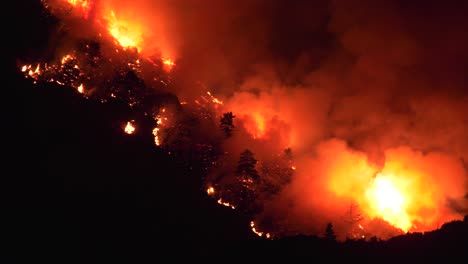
[38, 0, 468, 240]
[49, 0, 176, 58]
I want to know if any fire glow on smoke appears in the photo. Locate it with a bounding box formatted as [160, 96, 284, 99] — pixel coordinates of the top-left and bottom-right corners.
[20, 0, 468, 240]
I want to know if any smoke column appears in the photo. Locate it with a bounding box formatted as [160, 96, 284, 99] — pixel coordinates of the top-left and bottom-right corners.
[35, 0, 468, 240]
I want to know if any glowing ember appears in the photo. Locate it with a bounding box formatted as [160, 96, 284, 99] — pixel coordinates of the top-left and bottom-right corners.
[124, 121, 136, 134]
[152, 116, 163, 146]
[61, 54, 74, 64]
[77, 83, 84, 93]
[162, 58, 175, 66]
[152, 127, 160, 146]
[104, 10, 143, 51]
[64, 0, 91, 18]
[250, 221, 271, 238]
[366, 174, 411, 232]
[217, 198, 235, 209]
[207, 91, 223, 105]
[206, 187, 215, 195]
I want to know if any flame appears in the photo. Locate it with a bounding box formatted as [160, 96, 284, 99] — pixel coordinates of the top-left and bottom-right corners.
[161, 58, 175, 72]
[207, 91, 223, 105]
[104, 10, 143, 52]
[206, 187, 215, 195]
[152, 116, 163, 146]
[366, 174, 411, 232]
[64, 0, 92, 18]
[247, 112, 267, 139]
[326, 143, 466, 235]
[77, 83, 84, 93]
[124, 121, 136, 134]
[250, 221, 271, 238]
[217, 198, 235, 209]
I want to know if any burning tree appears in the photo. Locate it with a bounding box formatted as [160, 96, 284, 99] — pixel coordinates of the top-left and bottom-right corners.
[220, 112, 235, 138]
[342, 202, 365, 239]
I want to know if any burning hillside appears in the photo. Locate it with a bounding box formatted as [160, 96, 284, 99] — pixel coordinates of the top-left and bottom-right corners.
[16, 0, 468, 241]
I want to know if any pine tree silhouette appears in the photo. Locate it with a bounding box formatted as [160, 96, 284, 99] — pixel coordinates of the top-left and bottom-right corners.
[324, 222, 337, 241]
[220, 112, 235, 137]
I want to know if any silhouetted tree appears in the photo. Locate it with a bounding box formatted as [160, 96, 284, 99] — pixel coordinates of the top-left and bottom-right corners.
[220, 112, 235, 137]
[324, 222, 337, 241]
[236, 149, 259, 179]
[284, 147, 292, 159]
[342, 202, 364, 239]
[257, 149, 295, 199]
[234, 149, 261, 214]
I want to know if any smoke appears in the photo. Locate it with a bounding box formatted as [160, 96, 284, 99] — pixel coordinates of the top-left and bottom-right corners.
[40, 0, 468, 239]
[194, 0, 468, 238]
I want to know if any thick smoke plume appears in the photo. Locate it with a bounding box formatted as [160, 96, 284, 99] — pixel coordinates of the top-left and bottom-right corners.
[35, 0, 468, 240]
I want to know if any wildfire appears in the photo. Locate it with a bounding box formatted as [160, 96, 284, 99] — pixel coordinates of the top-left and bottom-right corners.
[64, 0, 92, 18]
[152, 120, 162, 146]
[77, 83, 84, 93]
[366, 174, 411, 232]
[247, 113, 267, 139]
[104, 10, 143, 52]
[217, 198, 235, 209]
[20, 53, 86, 93]
[206, 187, 215, 195]
[250, 221, 271, 238]
[207, 91, 223, 105]
[161, 58, 176, 72]
[124, 121, 136, 134]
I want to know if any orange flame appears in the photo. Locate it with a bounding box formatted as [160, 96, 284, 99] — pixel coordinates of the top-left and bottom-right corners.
[325, 143, 467, 234]
[104, 10, 143, 52]
[366, 174, 411, 232]
[207, 91, 223, 105]
[250, 221, 271, 238]
[65, 0, 91, 18]
[161, 58, 176, 72]
[206, 187, 215, 195]
[217, 198, 235, 209]
[124, 121, 136, 134]
[77, 83, 84, 93]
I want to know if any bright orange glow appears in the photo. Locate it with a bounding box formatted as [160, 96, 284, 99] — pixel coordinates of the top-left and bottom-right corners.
[161, 58, 175, 72]
[325, 142, 467, 234]
[207, 187, 215, 195]
[207, 91, 223, 105]
[366, 174, 411, 232]
[247, 112, 267, 139]
[152, 116, 163, 146]
[104, 10, 143, 51]
[162, 58, 175, 66]
[64, 0, 91, 18]
[250, 221, 271, 238]
[61, 54, 74, 64]
[217, 198, 235, 209]
[124, 121, 136, 134]
[77, 83, 84, 93]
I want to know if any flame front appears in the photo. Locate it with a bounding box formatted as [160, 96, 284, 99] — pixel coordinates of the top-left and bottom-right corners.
[64, 0, 92, 18]
[104, 10, 143, 51]
[366, 174, 411, 232]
